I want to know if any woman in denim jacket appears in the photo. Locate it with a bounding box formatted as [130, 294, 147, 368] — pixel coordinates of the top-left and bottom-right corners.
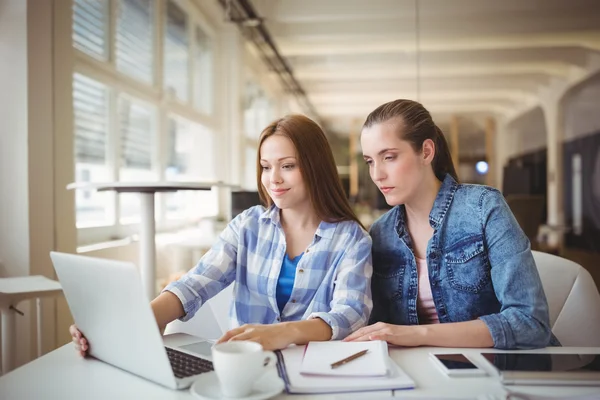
[345, 99, 555, 349]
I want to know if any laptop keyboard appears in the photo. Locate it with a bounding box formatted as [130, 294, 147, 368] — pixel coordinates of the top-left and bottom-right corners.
[165, 347, 214, 379]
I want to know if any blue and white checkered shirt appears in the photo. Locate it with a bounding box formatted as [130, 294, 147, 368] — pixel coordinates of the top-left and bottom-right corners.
[164, 205, 373, 340]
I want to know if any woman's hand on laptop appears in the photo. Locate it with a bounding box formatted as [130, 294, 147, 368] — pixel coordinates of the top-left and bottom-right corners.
[69, 324, 89, 357]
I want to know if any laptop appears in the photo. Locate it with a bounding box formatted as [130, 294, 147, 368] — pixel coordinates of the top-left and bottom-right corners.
[50, 251, 215, 390]
[482, 352, 600, 386]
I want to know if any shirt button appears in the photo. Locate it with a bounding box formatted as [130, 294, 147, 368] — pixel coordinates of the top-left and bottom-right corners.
[291, 299, 296, 303]
[276, 317, 281, 321]
[306, 248, 310, 253]
[298, 269, 304, 273]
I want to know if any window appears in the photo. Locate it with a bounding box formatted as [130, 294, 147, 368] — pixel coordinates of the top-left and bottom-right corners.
[116, 0, 155, 84]
[244, 146, 257, 190]
[73, 73, 113, 227]
[164, 0, 189, 102]
[194, 25, 213, 113]
[572, 154, 582, 235]
[165, 117, 217, 220]
[73, 0, 110, 61]
[242, 80, 274, 189]
[118, 97, 156, 223]
[72, 0, 219, 244]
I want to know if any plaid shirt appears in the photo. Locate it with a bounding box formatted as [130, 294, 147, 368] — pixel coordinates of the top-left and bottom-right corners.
[165, 205, 373, 340]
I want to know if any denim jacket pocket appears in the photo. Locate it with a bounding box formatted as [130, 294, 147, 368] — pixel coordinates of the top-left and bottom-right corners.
[372, 263, 404, 300]
[444, 235, 491, 293]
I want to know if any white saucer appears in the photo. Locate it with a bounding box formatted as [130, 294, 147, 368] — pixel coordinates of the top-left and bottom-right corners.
[190, 370, 285, 400]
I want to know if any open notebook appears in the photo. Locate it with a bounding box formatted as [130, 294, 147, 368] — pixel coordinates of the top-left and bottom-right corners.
[276, 344, 415, 394]
[300, 340, 388, 377]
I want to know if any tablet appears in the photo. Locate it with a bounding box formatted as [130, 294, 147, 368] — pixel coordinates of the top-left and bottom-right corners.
[481, 353, 600, 386]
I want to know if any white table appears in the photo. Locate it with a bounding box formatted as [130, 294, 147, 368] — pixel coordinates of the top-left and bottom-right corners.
[0, 333, 599, 399]
[0, 275, 62, 375]
[67, 181, 238, 300]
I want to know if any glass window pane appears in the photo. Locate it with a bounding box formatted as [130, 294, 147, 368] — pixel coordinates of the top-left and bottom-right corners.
[243, 82, 274, 140]
[118, 97, 156, 223]
[164, 0, 189, 102]
[73, 73, 112, 227]
[73, 0, 109, 60]
[243, 145, 257, 190]
[194, 25, 213, 114]
[116, 0, 155, 83]
[164, 117, 217, 220]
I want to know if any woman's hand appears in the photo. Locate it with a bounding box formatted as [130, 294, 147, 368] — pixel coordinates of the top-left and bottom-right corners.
[216, 323, 297, 351]
[343, 322, 426, 347]
[69, 324, 89, 357]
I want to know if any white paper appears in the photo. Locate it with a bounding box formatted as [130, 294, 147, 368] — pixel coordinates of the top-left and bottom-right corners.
[299, 340, 389, 377]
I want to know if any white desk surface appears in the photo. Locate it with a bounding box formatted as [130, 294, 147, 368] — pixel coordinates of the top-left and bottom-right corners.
[0, 275, 62, 304]
[0, 333, 599, 400]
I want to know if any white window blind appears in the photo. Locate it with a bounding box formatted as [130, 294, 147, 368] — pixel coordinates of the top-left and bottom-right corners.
[164, 0, 189, 102]
[118, 97, 156, 223]
[73, 0, 109, 60]
[116, 0, 154, 83]
[119, 97, 154, 171]
[73, 73, 112, 227]
[74, 73, 109, 164]
[194, 25, 213, 113]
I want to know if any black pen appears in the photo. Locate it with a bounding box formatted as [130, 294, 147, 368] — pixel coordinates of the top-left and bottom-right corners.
[330, 349, 369, 369]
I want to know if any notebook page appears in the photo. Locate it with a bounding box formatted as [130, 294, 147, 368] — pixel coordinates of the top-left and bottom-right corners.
[300, 340, 388, 377]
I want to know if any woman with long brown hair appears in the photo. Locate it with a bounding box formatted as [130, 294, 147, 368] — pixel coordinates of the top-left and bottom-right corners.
[345, 99, 555, 349]
[71, 115, 373, 353]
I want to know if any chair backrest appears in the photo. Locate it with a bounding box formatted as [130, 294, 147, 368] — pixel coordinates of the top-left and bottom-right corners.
[532, 250, 600, 347]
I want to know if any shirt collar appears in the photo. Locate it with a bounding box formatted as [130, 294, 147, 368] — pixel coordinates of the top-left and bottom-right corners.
[259, 204, 336, 239]
[259, 203, 280, 223]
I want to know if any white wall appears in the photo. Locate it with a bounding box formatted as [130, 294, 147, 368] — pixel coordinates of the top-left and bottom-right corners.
[0, 0, 32, 368]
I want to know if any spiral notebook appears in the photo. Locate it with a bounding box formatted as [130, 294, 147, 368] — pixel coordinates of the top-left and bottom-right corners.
[275, 343, 415, 394]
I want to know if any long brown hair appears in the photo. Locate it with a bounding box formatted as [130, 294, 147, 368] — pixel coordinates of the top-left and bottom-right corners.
[256, 115, 365, 229]
[362, 99, 459, 182]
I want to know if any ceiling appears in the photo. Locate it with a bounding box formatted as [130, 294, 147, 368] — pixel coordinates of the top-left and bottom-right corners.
[250, 0, 600, 144]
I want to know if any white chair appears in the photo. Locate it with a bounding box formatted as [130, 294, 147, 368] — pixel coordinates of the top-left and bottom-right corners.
[164, 283, 234, 339]
[532, 250, 600, 347]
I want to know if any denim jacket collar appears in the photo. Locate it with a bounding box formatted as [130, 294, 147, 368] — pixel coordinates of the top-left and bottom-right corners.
[394, 174, 459, 236]
[429, 174, 459, 228]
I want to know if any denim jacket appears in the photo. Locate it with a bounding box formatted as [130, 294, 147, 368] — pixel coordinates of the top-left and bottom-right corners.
[369, 174, 556, 349]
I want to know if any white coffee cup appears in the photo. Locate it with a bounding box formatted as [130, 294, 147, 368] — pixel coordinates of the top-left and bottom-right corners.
[212, 341, 277, 398]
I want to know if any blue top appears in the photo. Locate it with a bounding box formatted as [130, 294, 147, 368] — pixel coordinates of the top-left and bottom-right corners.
[276, 253, 302, 313]
[368, 174, 557, 350]
[164, 204, 373, 340]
